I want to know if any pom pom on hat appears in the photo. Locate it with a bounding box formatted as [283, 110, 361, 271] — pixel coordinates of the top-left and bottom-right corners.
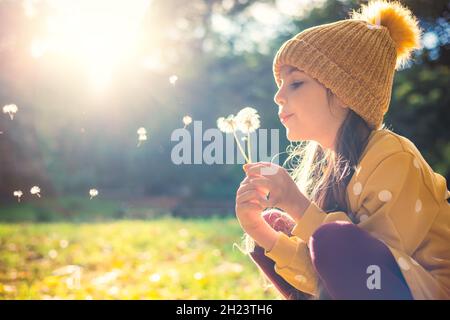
[272, 0, 423, 128]
[350, 0, 423, 70]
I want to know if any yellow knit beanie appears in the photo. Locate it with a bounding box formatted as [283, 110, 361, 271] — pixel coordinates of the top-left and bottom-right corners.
[273, 0, 423, 129]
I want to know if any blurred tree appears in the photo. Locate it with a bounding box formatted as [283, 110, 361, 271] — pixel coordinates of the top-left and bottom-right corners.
[0, 0, 448, 205]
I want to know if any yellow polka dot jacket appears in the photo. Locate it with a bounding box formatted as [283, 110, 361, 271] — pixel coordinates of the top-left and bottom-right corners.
[264, 129, 450, 299]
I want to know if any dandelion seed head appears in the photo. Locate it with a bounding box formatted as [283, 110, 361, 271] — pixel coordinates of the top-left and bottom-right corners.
[137, 127, 147, 135]
[237, 107, 258, 118]
[236, 107, 260, 133]
[30, 186, 41, 195]
[182, 115, 192, 126]
[3, 104, 18, 114]
[13, 190, 23, 197]
[217, 115, 237, 133]
[3, 104, 18, 119]
[89, 189, 98, 198]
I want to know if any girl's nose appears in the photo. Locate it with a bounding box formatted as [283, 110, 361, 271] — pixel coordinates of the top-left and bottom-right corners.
[274, 89, 286, 106]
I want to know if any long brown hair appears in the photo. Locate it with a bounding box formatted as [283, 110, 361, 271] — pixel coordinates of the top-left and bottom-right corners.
[238, 87, 378, 299]
[287, 88, 374, 216]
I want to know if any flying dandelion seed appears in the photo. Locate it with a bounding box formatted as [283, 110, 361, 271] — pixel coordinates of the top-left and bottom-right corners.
[137, 127, 147, 135]
[13, 190, 23, 203]
[182, 115, 192, 128]
[137, 127, 148, 147]
[3, 104, 18, 120]
[89, 189, 98, 199]
[169, 75, 178, 85]
[30, 186, 41, 198]
[137, 134, 147, 147]
[236, 107, 260, 163]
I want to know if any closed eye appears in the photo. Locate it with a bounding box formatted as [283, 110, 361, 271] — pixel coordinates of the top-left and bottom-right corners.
[290, 81, 303, 89]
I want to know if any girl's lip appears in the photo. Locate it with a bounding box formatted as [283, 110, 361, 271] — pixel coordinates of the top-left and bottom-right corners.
[280, 113, 294, 124]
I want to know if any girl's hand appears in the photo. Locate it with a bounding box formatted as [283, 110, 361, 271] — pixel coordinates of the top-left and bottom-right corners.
[235, 177, 280, 251]
[235, 177, 267, 232]
[243, 162, 310, 221]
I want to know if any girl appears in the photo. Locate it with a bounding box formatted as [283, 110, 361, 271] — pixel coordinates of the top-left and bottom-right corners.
[235, 0, 450, 300]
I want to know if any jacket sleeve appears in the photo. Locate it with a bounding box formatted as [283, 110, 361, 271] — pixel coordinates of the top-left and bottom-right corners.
[263, 151, 440, 296]
[263, 198, 354, 296]
[290, 151, 439, 255]
[263, 231, 319, 296]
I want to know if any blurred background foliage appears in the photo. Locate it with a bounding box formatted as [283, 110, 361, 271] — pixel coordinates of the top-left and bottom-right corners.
[0, 0, 448, 219]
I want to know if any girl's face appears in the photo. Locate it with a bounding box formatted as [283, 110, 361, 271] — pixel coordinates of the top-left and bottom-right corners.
[274, 65, 349, 150]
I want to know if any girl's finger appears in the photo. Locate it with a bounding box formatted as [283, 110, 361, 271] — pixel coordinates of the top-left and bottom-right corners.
[246, 163, 280, 177]
[237, 189, 271, 208]
[236, 189, 267, 204]
[240, 176, 251, 186]
[237, 182, 256, 195]
[241, 196, 271, 209]
[243, 161, 271, 171]
[237, 182, 267, 197]
[248, 177, 272, 193]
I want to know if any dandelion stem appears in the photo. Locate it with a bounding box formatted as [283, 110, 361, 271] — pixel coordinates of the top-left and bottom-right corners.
[233, 131, 249, 163]
[247, 132, 252, 163]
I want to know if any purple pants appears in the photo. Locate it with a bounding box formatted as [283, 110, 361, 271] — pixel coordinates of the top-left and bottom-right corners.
[249, 211, 414, 300]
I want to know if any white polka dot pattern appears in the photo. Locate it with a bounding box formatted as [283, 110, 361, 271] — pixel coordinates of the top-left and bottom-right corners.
[295, 274, 307, 284]
[415, 199, 422, 213]
[353, 182, 362, 195]
[378, 190, 392, 202]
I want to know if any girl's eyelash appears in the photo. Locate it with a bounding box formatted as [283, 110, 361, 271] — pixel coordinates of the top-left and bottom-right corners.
[290, 81, 303, 89]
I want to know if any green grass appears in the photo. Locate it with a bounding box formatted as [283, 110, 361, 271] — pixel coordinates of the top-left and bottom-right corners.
[0, 217, 281, 299]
